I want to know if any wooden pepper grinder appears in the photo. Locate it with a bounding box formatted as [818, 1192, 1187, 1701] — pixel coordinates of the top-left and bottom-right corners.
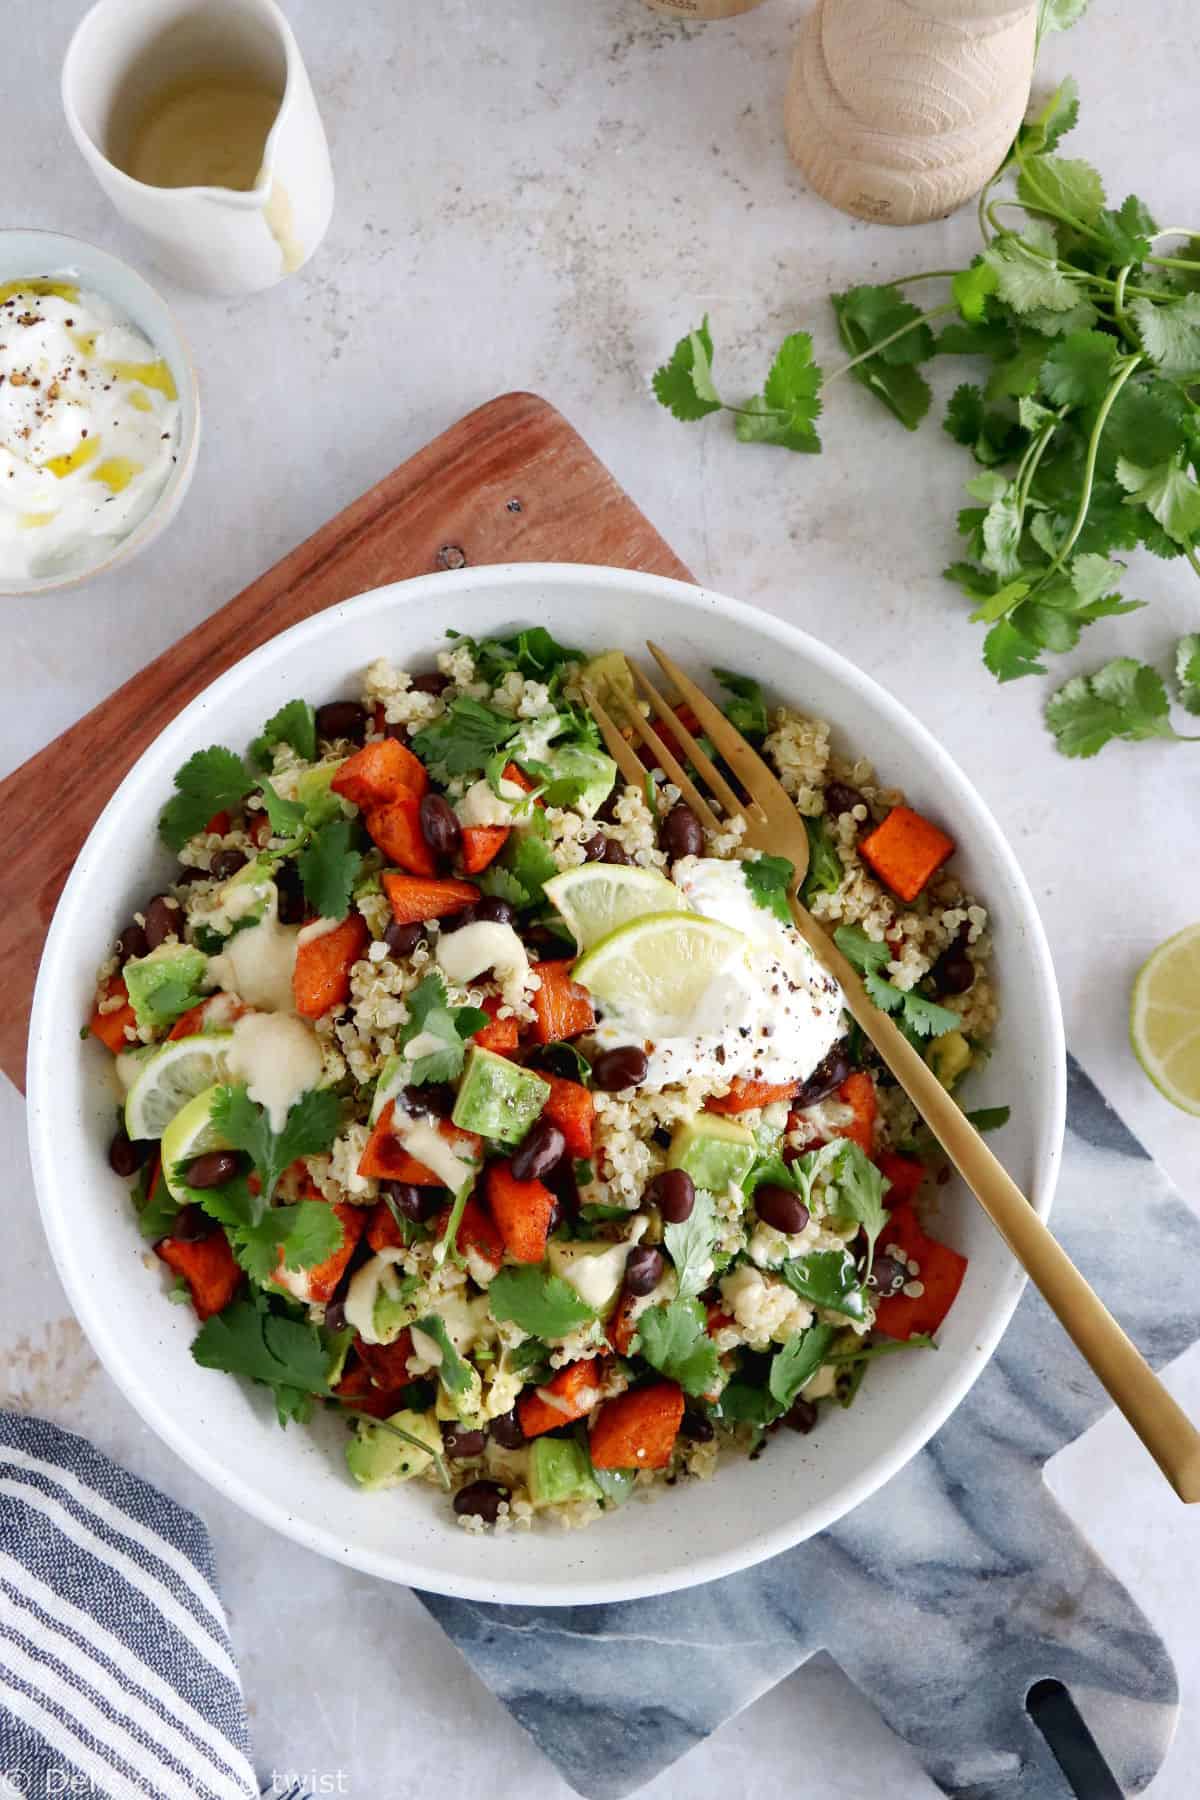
[785, 0, 1038, 225]
[642, 1, 769, 18]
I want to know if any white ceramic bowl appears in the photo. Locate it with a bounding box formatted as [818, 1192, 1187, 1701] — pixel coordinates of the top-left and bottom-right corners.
[0, 228, 200, 597]
[27, 565, 1065, 1605]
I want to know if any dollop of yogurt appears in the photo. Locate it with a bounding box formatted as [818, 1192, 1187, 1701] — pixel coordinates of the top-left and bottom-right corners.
[590, 856, 844, 1093]
[0, 277, 181, 582]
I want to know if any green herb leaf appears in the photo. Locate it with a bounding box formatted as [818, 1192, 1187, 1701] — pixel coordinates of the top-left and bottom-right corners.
[801, 815, 843, 904]
[191, 1293, 336, 1426]
[1128, 294, 1200, 378]
[1046, 658, 1179, 757]
[411, 698, 519, 778]
[159, 747, 253, 852]
[296, 818, 363, 922]
[831, 287, 933, 430]
[982, 239, 1078, 316]
[768, 1323, 836, 1411]
[1115, 455, 1200, 547]
[664, 1186, 717, 1300]
[734, 334, 823, 453]
[413, 1314, 474, 1398]
[966, 1105, 1012, 1132]
[779, 1248, 868, 1321]
[397, 971, 489, 1085]
[487, 1265, 595, 1339]
[210, 1083, 341, 1206]
[259, 779, 307, 839]
[834, 925, 959, 1042]
[712, 668, 769, 743]
[1092, 193, 1158, 267]
[742, 855, 794, 923]
[827, 1140, 889, 1274]
[637, 1299, 721, 1397]
[1016, 154, 1105, 228]
[1016, 74, 1079, 155]
[1176, 635, 1200, 715]
[252, 699, 317, 769]
[136, 1160, 181, 1241]
[1038, 330, 1119, 407]
[652, 317, 724, 422]
[951, 261, 999, 323]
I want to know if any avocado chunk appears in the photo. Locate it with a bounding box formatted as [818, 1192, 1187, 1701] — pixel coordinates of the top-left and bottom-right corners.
[271, 758, 346, 829]
[123, 943, 209, 1031]
[668, 1115, 757, 1191]
[344, 1408, 441, 1490]
[528, 1436, 602, 1507]
[452, 1045, 550, 1145]
[539, 745, 617, 819]
[926, 1029, 972, 1090]
[582, 650, 637, 713]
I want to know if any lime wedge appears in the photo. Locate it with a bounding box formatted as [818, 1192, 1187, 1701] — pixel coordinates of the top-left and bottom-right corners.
[573, 911, 746, 1036]
[544, 864, 687, 952]
[158, 1083, 232, 1197]
[124, 1033, 234, 1142]
[1131, 923, 1200, 1116]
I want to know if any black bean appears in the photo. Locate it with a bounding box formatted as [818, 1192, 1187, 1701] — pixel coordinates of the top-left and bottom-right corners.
[210, 848, 247, 882]
[324, 1299, 348, 1334]
[660, 803, 704, 861]
[419, 792, 462, 860]
[316, 700, 368, 744]
[868, 1253, 909, 1297]
[531, 1043, 588, 1082]
[680, 1409, 714, 1444]
[511, 1118, 567, 1182]
[452, 1480, 510, 1523]
[782, 1397, 818, 1434]
[384, 919, 424, 958]
[651, 1125, 673, 1150]
[793, 1042, 852, 1109]
[142, 893, 182, 950]
[382, 719, 411, 744]
[108, 1131, 148, 1177]
[581, 832, 609, 864]
[175, 866, 209, 886]
[185, 1150, 239, 1189]
[592, 1046, 649, 1092]
[600, 837, 630, 865]
[595, 788, 622, 824]
[274, 863, 305, 924]
[410, 671, 450, 696]
[439, 905, 476, 934]
[932, 945, 975, 996]
[381, 1180, 443, 1223]
[623, 1245, 664, 1296]
[170, 1204, 214, 1243]
[488, 1407, 525, 1449]
[755, 1183, 810, 1237]
[474, 895, 516, 927]
[650, 1168, 695, 1225]
[442, 1424, 487, 1460]
[116, 923, 148, 966]
[824, 781, 866, 818]
[401, 1082, 457, 1119]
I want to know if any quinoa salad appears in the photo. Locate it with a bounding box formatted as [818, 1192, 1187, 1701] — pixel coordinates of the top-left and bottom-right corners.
[91, 627, 1001, 1534]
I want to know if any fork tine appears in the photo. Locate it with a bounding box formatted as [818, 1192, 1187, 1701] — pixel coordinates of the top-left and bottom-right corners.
[583, 685, 645, 790]
[613, 693, 725, 835]
[646, 641, 785, 818]
[630, 661, 749, 821]
[585, 685, 725, 837]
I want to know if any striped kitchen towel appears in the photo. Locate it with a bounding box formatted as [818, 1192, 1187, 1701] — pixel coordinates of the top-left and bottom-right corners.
[0, 1412, 306, 1800]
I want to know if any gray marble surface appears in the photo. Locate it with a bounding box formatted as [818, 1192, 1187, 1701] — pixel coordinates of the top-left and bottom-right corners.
[423, 1058, 1188, 1799]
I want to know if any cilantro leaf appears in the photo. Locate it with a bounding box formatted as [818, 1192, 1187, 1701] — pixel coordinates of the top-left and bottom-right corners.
[1015, 74, 1079, 156]
[897, 990, 963, 1039]
[664, 1186, 717, 1300]
[982, 239, 1078, 316]
[834, 925, 959, 1042]
[833, 924, 889, 979]
[478, 865, 527, 908]
[498, 821, 559, 909]
[637, 1299, 721, 1397]
[1036, 1, 1091, 42]
[1016, 154, 1105, 228]
[1092, 194, 1158, 267]
[951, 261, 999, 324]
[191, 1294, 337, 1426]
[1177, 635, 1200, 715]
[966, 1105, 1012, 1132]
[944, 383, 985, 447]
[159, 747, 253, 852]
[827, 1140, 888, 1273]
[1038, 330, 1118, 407]
[1046, 658, 1179, 757]
[1129, 294, 1200, 379]
[1115, 455, 1200, 547]
[779, 1247, 868, 1321]
[1105, 380, 1193, 467]
[252, 699, 316, 769]
[487, 1265, 595, 1339]
[983, 617, 1048, 682]
[801, 815, 842, 905]
[712, 668, 768, 743]
[413, 1314, 475, 1399]
[734, 334, 823, 453]
[742, 855, 794, 924]
[450, 627, 580, 685]
[136, 1160, 181, 1241]
[398, 972, 488, 1085]
[296, 818, 363, 921]
[259, 779, 307, 838]
[831, 286, 933, 430]
[210, 1084, 341, 1206]
[652, 318, 724, 422]
[768, 1323, 836, 1412]
[411, 698, 519, 778]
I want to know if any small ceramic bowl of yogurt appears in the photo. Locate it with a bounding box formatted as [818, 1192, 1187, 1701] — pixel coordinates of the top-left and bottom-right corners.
[0, 228, 199, 596]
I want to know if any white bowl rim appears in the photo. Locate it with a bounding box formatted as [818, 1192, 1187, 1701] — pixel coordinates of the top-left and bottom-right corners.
[27, 562, 1066, 1605]
[0, 226, 201, 598]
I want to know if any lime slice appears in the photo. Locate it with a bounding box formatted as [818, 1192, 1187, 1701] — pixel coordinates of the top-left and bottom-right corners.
[573, 912, 746, 1035]
[1131, 923, 1200, 1116]
[159, 1083, 232, 1197]
[124, 1033, 234, 1142]
[544, 864, 687, 952]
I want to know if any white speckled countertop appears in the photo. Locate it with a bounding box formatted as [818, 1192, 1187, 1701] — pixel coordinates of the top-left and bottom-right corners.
[2, 2, 1198, 1794]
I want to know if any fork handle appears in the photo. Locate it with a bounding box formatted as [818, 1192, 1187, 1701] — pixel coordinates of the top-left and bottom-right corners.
[791, 899, 1200, 1502]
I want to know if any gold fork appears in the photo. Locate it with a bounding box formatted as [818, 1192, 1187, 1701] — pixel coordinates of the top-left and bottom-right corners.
[584, 642, 1200, 1502]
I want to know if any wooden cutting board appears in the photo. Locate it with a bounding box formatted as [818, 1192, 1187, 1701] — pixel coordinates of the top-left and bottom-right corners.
[0, 391, 691, 1092]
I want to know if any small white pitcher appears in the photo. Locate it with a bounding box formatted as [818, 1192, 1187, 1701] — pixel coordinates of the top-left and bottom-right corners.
[62, 0, 334, 295]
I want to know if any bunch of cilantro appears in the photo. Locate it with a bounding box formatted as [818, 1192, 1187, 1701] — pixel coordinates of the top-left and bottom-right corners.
[654, 76, 1200, 757]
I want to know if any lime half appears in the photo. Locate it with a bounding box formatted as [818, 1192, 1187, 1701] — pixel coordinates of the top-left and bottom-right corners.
[544, 864, 687, 952]
[159, 1083, 232, 1196]
[1131, 924, 1200, 1116]
[573, 911, 746, 1036]
[124, 1033, 234, 1142]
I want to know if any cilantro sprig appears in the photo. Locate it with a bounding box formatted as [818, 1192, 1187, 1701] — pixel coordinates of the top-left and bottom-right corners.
[834, 926, 960, 1046]
[397, 972, 489, 1085]
[159, 748, 254, 852]
[210, 1083, 341, 1206]
[654, 67, 1200, 756]
[191, 1292, 343, 1426]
